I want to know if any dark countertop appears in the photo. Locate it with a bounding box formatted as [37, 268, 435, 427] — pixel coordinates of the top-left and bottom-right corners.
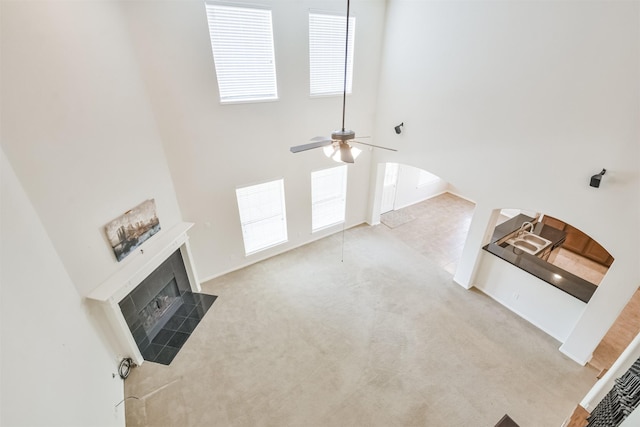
[484, 214, 596, 303]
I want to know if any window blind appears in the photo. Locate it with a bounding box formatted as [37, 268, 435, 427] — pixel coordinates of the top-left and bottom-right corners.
[311, 165, 347, 231]
[205, 4, 278, 103]
[236, 179, 288, 255]
[309, 12, 356, 96]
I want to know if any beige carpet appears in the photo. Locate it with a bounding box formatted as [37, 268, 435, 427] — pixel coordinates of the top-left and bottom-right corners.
[124, 196, 597, 426]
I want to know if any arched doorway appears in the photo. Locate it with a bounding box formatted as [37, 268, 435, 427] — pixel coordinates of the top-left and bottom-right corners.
[374, 162, 475, 276]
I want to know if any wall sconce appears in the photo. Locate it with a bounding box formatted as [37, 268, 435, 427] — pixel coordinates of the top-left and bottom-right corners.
[394, 122, 404, 134]
[590, 169, 606, 188]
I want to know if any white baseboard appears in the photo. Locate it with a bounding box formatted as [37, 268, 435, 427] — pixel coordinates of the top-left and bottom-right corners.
[393, 190, 448, 211]
[198, 221, 367, 285]
[446, 190, 476, 204]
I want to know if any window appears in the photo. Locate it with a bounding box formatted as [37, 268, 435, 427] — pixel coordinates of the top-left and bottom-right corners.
[309, 12, 356, 96]
[311, 165, 347, 231]
[205, 4, 278, 103]
[235, 179, 288, 255]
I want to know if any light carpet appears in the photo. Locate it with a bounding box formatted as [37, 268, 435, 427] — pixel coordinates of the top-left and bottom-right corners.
[125, 223, 597, 426]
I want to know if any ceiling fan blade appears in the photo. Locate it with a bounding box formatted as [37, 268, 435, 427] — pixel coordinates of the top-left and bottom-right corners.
[353, 140, 398, 152]
[290, 139, 333, 153]
[310, 136, 332, 143]
[340, 144, 354, 163]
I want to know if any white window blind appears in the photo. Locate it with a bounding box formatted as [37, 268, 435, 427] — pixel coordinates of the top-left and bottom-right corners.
[309, 12, 356, 96]
[205, 4, 278, 103]
[236, 179, 288, 255]
[311, 165, 347, 231]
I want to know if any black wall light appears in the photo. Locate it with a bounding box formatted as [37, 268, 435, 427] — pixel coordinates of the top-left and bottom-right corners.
[590, 169, 606, 188]
[394, 122, 404, 134]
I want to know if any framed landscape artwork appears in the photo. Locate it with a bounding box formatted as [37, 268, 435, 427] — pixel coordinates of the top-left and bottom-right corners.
[104, 199, 161, 262]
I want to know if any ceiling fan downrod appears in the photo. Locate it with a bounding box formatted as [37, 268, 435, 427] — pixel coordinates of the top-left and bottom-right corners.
[341, 0, 350, 133]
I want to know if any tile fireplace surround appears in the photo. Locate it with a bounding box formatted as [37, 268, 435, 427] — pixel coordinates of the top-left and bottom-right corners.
[87, 222, 203, 366]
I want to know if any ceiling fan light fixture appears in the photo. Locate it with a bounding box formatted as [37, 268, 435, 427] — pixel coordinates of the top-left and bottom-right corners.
[323, 143, 361, 163]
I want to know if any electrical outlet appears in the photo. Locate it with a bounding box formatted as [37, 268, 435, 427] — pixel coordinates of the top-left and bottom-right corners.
[513, 292, 519, 300]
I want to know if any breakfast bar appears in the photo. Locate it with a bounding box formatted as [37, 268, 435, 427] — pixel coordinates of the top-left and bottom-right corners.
[483, 214, 597, 303]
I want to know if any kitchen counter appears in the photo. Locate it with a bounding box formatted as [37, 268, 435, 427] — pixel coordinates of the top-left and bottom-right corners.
[483, 214, 597, 303]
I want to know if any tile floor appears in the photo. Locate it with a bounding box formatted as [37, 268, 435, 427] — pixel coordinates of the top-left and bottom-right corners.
[380, 192, 475, 275]
[140, 292, 218, 365]
[589, 288, 640, 373]
[548, 248, 608, 285]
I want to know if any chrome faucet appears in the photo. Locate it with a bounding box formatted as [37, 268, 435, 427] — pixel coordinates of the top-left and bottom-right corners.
[518, 221, 535, 236]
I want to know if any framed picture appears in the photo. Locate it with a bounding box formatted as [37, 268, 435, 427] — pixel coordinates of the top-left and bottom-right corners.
[104, 199, 161, 262]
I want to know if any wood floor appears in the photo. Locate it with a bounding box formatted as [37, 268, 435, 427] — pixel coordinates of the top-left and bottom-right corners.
[563, 404, 590, 427]
[562, 287, 640, 427]
[589, 288, 640, 373]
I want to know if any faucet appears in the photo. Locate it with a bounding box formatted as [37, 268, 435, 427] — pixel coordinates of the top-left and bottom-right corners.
[518, 221, 535, 236]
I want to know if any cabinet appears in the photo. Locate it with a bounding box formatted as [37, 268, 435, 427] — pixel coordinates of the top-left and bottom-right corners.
[584, 239, 614, 266]
[563, 225, 590, 254]
[541, 215, 613, 267]
[542, 216, 565, 231]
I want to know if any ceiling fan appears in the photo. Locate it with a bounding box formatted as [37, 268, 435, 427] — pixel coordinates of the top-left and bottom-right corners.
[290, 0, 397, 164]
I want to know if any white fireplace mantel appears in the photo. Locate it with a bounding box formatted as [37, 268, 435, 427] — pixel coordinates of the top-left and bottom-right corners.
[87, 222, 200, 365]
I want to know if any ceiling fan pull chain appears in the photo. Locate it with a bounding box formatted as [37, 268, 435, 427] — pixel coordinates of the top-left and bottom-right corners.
[341, 219, 346, 263]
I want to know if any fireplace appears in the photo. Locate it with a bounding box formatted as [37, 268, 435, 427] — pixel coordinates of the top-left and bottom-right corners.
[119, 249, 189, 348]
[138, 278, 182, 339]
[87, 222, 215, 366]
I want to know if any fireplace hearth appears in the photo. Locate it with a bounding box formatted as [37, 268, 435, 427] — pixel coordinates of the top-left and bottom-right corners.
[118, 249, 217, 365]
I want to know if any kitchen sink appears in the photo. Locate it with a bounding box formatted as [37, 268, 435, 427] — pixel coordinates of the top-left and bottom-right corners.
[522, 234, 548, 246]
[513, 240, 538, 252]
[506, 232, 552, 256]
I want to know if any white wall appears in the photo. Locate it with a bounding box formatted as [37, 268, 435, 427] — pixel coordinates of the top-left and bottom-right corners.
[474, 252, 586, 343]
[118, 0, 388, 281]
[393, 164, 448, 210]
[372, 0, 640, 363]
[1, 3, 184, 421]
[0, 1, 183, 297]
[0, 149, 124, 427]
